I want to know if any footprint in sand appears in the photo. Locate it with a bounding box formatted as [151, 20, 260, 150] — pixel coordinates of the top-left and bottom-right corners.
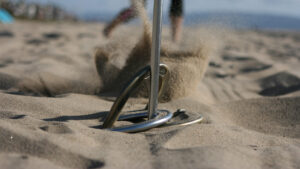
[0, 59, 14, 68]
[222, 55, 254, 61]
[42, 32, 62, 40]
[223, 55, 272, 73]
[0, 30, 14, 38]
[259, 71, 300, 96]
[26, 38, 48, 46]
[0, 111, 26, 120]
[39, 123, 73, 134]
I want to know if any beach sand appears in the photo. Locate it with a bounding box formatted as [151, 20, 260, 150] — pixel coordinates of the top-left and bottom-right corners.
[0, 21, 300, 169]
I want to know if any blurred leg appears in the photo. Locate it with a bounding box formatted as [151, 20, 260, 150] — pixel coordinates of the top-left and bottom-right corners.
[103, 7, 137, 37]
[103, 0, 147, 38]
[170, 15, 183, 42]
[169, 0, 183, 42]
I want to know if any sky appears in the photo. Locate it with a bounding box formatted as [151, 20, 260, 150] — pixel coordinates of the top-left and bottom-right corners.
[26, 0, 300, 18]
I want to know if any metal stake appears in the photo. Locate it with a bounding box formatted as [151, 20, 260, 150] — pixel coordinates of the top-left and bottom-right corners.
[149, 0, 163, 120]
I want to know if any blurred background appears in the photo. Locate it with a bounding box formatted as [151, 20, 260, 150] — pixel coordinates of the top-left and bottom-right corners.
[1, 0, 300, 29]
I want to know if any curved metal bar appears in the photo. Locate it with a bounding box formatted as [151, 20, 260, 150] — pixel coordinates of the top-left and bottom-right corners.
[102, 66, 150, 128]
[165, 109, 204, 126]
[109, 110, 173, 133]
[118, 112, 148, 121]
[178, 116, 203, 126]
[102, 64, 169, 129]
[157, 64, 169, 99]
[167, 115, 204, 126]
[118, 109, 204, 127]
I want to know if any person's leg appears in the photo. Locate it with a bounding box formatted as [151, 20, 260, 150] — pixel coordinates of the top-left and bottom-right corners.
[103, 0, 147, 38]
[103, 7, 136, 37]
[169, 0, 183, 42]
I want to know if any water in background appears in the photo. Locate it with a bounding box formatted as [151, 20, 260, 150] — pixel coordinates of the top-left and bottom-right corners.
[6, 0, 300, 30]
[81, 11, 300, 30]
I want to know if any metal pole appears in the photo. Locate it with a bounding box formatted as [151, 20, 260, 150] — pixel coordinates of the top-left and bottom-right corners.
[149, 0, 163, 119]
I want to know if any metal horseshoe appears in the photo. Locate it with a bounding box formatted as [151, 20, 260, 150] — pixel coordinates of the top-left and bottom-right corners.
[101, 0, 203, 133]
[102, 64, 173, 133]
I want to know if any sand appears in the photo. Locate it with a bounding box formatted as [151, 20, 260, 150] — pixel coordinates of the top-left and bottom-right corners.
[0, 20, 300, 169]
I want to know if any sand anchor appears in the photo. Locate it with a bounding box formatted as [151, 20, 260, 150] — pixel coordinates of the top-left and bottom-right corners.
[102, 0, 203, 133]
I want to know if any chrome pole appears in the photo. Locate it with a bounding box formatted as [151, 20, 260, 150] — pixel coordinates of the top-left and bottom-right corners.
[148, 0, 163, 119]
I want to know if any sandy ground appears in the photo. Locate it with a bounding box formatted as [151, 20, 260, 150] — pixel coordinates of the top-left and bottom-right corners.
[0, 21, 300, 169]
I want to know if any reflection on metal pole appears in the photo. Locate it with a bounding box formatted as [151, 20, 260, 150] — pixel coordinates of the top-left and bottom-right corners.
[149, 0, 163, 120]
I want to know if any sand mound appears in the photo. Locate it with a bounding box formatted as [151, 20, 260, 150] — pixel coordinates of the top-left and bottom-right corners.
[0, 73, 18, 90]
[16, 72, 99, 97]
[0, 126, 104, 169]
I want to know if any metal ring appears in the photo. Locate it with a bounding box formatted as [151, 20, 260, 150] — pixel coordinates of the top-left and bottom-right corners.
[102, 64, 170, 130]
[165, 109, 204, 126]
[167, 115, 204, 126]
[118, 109, 204, 127]
[109, 110, 173, 133]
[176, 116, 203, 126]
